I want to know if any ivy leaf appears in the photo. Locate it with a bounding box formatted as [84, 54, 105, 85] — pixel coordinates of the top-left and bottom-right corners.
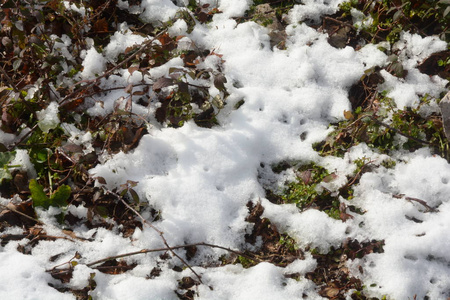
[50, 184, 71, 207]
[30, 179, 50, 209]
[177, 82, 189, 95]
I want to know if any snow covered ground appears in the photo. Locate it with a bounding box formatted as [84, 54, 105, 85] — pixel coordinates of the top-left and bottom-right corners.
[1, 0, 449, 299]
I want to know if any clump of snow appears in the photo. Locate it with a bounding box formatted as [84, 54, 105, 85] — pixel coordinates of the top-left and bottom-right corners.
[139, 0, 178, 25]
[357, 43, 389, 69]
[394, 32, 447, 69]
[10, 149, 37, 179]
[380, 68, 447, 109]
[0, 129, 16, 146]
[262, 199, 348, 252]
[63, 1, 88, 17]
[36, 101, 60, 133]
[351, 8, 373, 31]
[61, 122, 93, 153]
[81, 48, 107, 79]
[287, 0, 347, 23]
[104, 27, 146, 60]
[217, 0, 252, 18]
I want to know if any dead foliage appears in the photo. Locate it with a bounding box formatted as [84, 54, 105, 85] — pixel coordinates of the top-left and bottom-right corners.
[244, 201, 305, 267]
[306, 239, 384, 299]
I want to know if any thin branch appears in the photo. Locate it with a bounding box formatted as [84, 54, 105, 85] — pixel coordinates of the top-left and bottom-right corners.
[369, 116, 432, 145]
[81, 242, 259, 268]
[0, 64, 19, 92]
[0, 203, 43, 225]
[345, 159, 375, 187]
[7, 124, 39, 151]
[103, 187, 204, 283]
[393, 194, 437, 212]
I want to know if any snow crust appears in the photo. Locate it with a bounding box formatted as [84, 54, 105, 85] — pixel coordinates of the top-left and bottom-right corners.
[1, 1, 449, 299]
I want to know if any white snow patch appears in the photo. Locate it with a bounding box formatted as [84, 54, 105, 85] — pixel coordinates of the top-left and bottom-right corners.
[36, 101, 60, 133]
[81, 48, 107, 79]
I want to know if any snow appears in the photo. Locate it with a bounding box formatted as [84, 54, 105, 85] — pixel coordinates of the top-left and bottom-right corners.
[36, 101, 60, 133]
[196, 261, 318, 300]
[81, 48, 107, 79]
[0, 251, 73, 300]
[10, 149, 37, 179]
[287, 0, 347, 23]
[1, 1, 449, 299]
[139, 0, 179, 25]
[348, 151, 450, 299]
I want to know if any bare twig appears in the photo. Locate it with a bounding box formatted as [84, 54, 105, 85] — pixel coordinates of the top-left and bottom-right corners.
[46, 241, 260, 278]
[0, 65, 19, 93]
[52, 242, 260, 269]
[393, 194, 437, 212]
[345, 159, 375, 187]
[7, 124, 39, 151]
[84, 242, 259, 268]
[59, 30, 167, 106]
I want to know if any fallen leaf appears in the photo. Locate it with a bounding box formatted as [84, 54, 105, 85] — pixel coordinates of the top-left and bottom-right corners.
[153, 77, 174, 91]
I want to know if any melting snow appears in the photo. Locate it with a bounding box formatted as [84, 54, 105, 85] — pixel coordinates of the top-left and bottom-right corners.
[1, 1, 449, 299]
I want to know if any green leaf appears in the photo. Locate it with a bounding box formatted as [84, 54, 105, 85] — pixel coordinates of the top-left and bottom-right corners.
[30, 179, 50, 209]
[36, 148, 51, 163]
[129, 188, 140, 204]
[50, 184, 71, 207]
[95, 206, 109, 218]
